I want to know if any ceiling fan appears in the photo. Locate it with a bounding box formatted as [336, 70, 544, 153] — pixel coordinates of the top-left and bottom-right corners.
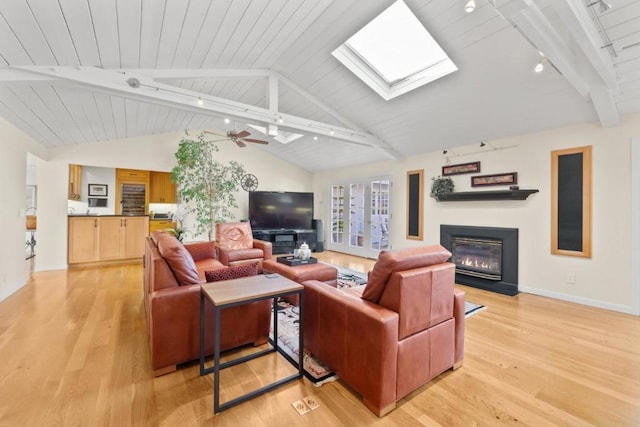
[203, 129, 269, 148]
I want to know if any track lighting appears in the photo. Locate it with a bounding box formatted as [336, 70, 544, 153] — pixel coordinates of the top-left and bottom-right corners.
[534, 57, 547, 73]
[443, 149, 448, 155]
[464, 0, 476, 13]
[588, 0, 612, 13]
[480, 141, 486, 147]
[197, 97, 204, 106]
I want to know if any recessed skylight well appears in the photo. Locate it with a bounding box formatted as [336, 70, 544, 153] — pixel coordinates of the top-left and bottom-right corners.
[332, 0, 457, 100]
[247, 124, 304, 144]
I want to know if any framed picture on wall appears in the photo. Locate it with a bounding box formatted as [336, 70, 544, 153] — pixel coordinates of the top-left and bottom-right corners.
[442, 161, 480, 176]
[471, 172, 517, 187]
[88, 184, 108, 197]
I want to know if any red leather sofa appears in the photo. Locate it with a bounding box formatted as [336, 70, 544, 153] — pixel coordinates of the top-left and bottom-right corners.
[143, 232, 271, 376]
[302, 245, 465, 416]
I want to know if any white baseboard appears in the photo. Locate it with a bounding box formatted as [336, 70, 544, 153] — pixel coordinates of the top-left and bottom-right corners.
[519, 286, 637, 315]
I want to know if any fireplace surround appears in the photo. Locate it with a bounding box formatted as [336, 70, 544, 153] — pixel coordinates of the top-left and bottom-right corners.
[440, 225, 519, 296]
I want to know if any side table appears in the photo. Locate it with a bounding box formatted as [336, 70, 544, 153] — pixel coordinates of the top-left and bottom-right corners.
[200, 274, 304, 413]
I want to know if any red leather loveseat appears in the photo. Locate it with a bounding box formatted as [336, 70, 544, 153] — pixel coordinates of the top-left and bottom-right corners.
[302, 245, 465, 416]
[143, 232, 271, 376]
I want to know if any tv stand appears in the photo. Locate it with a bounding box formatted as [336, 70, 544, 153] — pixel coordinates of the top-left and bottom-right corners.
[252, 229, 318, 255]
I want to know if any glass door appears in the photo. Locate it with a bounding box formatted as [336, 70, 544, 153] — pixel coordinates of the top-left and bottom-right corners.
[368, 178, 391, 257]
[328, 177, 391, 258]
[330, 185, 345, 245]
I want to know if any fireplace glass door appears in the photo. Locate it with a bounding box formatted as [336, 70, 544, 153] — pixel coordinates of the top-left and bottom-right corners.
[451, 237, 502, 280]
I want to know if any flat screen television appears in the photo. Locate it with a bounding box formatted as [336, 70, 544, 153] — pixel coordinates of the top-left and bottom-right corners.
[249, 191, 314, 230]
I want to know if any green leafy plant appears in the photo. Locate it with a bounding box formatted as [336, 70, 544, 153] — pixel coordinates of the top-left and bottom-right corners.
[430, 176, 455, 196]
[171, 131, 246, 240]
[163, 219, 186, 242]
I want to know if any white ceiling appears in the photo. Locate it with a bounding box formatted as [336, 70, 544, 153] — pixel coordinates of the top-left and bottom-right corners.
[0, 0, 638, 172]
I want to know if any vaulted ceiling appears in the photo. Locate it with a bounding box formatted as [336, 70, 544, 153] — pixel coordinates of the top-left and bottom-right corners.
[0, 0, 638, 172]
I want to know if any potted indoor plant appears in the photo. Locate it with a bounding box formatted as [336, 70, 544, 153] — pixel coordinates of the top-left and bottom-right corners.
[430, 176, 454, 197]
[171, 131, 247, 241]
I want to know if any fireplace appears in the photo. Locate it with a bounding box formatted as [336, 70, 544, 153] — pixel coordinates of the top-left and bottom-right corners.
[441, 225, 518, 296]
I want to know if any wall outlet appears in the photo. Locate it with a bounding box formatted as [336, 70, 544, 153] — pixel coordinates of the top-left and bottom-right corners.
[567, 274, 576, 284]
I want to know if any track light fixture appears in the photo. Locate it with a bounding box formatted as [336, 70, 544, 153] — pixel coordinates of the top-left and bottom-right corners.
[588, 0, 612, 13]
[480, 141, 486, 147]
[443, 149, 448, 155]
[534, 57, 547, 73]
[464, 0, 476, 13]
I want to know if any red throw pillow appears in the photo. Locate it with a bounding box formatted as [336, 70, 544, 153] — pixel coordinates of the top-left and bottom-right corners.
[205, 262, 259, 282]
[157, 235, 201, 286]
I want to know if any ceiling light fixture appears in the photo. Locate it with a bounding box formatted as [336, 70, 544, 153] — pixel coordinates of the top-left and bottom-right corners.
[480, 141, 486, 147]
[534, 58, 547, 73]
[588, 0, 612, 13]
[443, 149, 448, 155]
[313, 136, 318, 141]
[464, 0, 476, 13]
[197, 97, 204, 106]
[224, 118, 230, 124]
[329, 129, 335, 135]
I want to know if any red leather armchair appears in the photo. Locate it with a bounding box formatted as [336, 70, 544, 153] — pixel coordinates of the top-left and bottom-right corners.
[215, 222, 272, 272]
[143, 232, 271, 376]
[302, 245, 465, 416]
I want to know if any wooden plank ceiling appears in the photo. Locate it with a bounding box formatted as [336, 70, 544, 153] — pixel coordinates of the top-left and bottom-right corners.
[0, 0, 638, 172]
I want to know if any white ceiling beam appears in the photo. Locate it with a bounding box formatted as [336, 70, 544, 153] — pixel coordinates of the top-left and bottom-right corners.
[493, 0, 589, 97]
[13, 65, 399, 158]
[492, 0, 620, 127]
[267, 74, 278, 136]
[0, 69, 57, 83]
[550, 0, 620, 126]
[127, 68, 273, 80]
[119, 68, 402, 156]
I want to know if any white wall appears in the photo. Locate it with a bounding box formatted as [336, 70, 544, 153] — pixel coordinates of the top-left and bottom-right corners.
[0, 117, 48, 301]
[314, 113, 640, 314]
[35, 131, 313, 271]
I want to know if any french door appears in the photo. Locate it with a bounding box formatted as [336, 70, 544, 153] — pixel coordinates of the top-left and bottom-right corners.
[329, 177, 391, 258]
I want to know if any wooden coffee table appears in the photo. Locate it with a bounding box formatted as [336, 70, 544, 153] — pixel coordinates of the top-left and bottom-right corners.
[199, 274, 304, 413]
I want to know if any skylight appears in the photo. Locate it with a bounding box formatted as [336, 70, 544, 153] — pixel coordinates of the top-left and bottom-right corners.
[247, 124, 304, 144]
[332, 0, 457, 100]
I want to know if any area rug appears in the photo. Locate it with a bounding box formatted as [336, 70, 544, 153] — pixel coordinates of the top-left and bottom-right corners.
[465, 301, 486, 318]
[271, 265, 485, 385]
[270, 302, 338, 386]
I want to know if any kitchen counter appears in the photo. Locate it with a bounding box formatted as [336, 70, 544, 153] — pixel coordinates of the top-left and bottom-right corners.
[68, 214, 150, 217]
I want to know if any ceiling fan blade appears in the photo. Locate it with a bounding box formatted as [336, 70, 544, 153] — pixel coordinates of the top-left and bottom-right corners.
[242, 138, 269, 145]
[235, 140, 247, 148]
[235, 130, 251, 138]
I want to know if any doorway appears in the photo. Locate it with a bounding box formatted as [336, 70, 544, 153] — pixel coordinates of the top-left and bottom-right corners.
[328, 177, 391, 258]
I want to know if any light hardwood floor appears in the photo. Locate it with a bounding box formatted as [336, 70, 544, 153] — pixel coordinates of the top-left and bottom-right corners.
[1, 252, 639, 426]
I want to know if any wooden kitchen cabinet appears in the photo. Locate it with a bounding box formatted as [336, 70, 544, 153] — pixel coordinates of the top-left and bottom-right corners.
[98, 217, 125, 260]
[68, 216, 149, 265]
[68, 217, 99, 263]
[149, 171, 176, 203]
[122, 217, 148, 258]
[68, 164, 82, 201]
[116, 168, 149, 182]
[149, 219, 176, 234]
